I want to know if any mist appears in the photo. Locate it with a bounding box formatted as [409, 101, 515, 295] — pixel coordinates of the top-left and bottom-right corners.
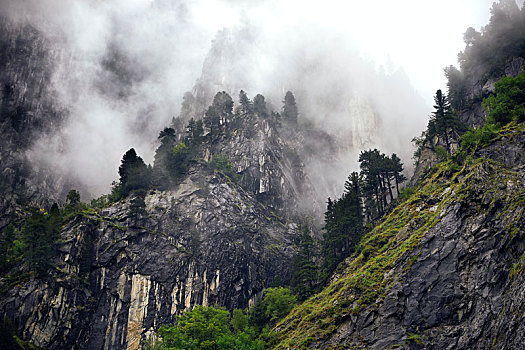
[0, 0, 500, 198]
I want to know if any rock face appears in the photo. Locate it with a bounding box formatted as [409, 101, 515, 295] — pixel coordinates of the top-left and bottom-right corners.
[0, 17, 70, 227]
[271, 128, 525, 349]
[459, 55, 525, 128]
[209, 113, 337, 223]
[1, 165, 299, 349]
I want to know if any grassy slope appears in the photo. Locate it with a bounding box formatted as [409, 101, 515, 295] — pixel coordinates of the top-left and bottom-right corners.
[268, 124, 525, 349]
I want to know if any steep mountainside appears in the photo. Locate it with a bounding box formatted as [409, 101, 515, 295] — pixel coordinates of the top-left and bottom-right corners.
[270, 125, 525, 349]
[198, 111, 338, 223]
[0, 17, 69, 227]
[1, 163, 300, 349]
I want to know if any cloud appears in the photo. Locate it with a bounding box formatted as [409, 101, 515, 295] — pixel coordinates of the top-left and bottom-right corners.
[2, 0, 498, 198]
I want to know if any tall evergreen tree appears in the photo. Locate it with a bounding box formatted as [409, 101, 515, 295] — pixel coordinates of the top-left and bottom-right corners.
[21, 208, 61, 275]
[321, 172, 363, 276]
[239, 90, 252, 114]
[253, 94, 268, 118]
[390, 153, 406, 197]
[282, 91, 298, 124]
[427, 89, 465, 153]
[290, 227, 318, 301]
[154, 128, 177, 188]
[204, 105, 221, 138]
[117, 148, 150, 197]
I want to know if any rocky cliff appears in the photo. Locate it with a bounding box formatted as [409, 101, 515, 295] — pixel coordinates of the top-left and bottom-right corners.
[270, 125, 525, 349]
[199, 111, 338, 224]
[1, 163, 301, 349]
[0, 17, 73, 228]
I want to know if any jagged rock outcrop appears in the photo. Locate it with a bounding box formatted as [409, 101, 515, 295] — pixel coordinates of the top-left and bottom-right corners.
[1, 164, 300, 349]
[0, 17, 70, 228]
[174, 97, 339, 224]
[271, 127, 525, 349]
[208, 113, 337, 222]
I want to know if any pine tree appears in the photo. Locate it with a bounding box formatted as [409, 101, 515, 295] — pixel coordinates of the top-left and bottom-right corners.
[239, 90, 252, 114]
[282, 91, 298, 124]
[21, 208, 61, 275]
[321, 172, 363, 276]
[117, 148, 150, 198]
[154, 128, 177, 188]
[290, 227, 318, 301]
[427, 89, 465, 153]
[390, 153, 406, 197]
[204, 105, 220, 138]
[253, 94, 268, 118]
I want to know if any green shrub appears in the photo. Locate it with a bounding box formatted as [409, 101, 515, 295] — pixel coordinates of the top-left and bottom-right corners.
[210, 154, 239, 181]
[460, 123, 499, 152]
[157, 306, 263, 350]
[483, 70, 525, 125]
[434, 145, 449, 162]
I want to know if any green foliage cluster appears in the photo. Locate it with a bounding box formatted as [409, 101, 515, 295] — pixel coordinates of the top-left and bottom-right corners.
[426, 89, 466, 152]
[358, 150, 406, 220]
[460, 123, 500, 152]
[209, 153, 239, 181]
[151, 287, 297, 349]
[111, 148, 151, 201]
[290, 228, 319, 301]
[156, 306, 263, 350]
[270, 145, 525, 348]
[1, 206, 62, 276]
[249, 287, 297, 335]
[456, 71, 525, 155]
[321, 172, 363, 278]
[204, 91, 234, 139]
[0, 189, 96, 278]
[447, 0, 525, 110]
[483, 69, 525, 125]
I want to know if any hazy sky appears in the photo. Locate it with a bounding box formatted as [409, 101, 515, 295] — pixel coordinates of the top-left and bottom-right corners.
[191, 0, 502, 105]
[2, 0, 514, 197]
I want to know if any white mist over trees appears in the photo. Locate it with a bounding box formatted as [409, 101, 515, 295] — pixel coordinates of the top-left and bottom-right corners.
[0, 0, 503, 197]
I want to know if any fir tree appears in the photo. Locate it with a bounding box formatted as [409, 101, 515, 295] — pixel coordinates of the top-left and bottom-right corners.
[427, 89, 465, 152]
[290, 227, 318, 301]
[282, 91, 298, 124]
[116, 148, 150, 198]
[321, 172, 363, 276]
[239, 90, 252, 114]
[253, 94, 268, 118]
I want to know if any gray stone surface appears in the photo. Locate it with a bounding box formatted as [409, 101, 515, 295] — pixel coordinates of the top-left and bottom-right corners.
[0, 165, 300, 349]
[318, 132, 525, 349]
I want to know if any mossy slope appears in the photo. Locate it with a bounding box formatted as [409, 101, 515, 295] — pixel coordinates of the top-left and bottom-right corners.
[270, 127, 525, 349]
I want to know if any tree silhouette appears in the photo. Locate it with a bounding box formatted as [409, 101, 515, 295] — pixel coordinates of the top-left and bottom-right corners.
[282, 91, 298, 124]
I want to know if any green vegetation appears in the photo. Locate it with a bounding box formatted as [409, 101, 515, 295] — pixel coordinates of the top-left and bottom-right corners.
[149, 287, 297, 349]
[483, 69, 525, 125]
[290, 227, 319, 301]
[268, 143, 524, 348]
[111, 148, 151, 201]
[0, 189, 100, 278]
[1, 206, 61, 276]
[460, 123, 500, 152]
[358, 150, 406, 220]
[426, 89, 465, 152]
[321, 172, 363, 278]
[282, 91, 298, 124]
[406, 333, 424, 346]
[209, 153, 239, 181]
[447, 0, 525, 110]
[157, 305, 264, 350]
